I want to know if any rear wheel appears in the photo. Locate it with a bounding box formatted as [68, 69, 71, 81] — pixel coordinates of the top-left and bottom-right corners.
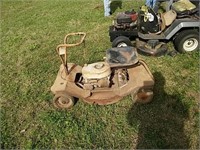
[112, 36, 132, 47]
[131, 89, 153, 104]
[53, 92, 75, 109]
[174, 30, 199, 53]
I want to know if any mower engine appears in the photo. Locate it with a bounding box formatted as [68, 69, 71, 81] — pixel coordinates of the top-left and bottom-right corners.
[114, 10, 138, 30]
[80, 62, 129, 90]
[80, 62, 111, 90]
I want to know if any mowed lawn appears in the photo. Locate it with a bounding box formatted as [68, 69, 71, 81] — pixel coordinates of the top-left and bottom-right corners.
[0, 0, 199, 149]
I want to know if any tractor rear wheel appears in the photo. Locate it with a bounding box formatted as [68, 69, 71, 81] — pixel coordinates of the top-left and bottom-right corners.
[174, 30, 199, 53]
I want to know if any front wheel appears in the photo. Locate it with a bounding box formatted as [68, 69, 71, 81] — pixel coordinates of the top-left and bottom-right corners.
[53, 92, 75, 109]
[174, 30, 199, 53]
[112, 36, 132, 47]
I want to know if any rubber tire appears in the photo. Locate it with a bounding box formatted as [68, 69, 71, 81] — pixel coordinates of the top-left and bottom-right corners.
[131, 89, 153, 104]
[174, 30, 199, 53]
[112, 36, 132, 47]
[53, 92, 75, 109]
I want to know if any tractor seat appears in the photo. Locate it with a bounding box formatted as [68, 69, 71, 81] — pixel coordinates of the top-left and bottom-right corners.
[171, 0, 197, 16]
[159, 9, 177, 32]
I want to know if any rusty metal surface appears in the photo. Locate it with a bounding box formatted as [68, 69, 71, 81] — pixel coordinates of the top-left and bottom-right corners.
[51, 63, 91, 98]
[51, 60, 154, 105]
[51, 32, 154, 107]
[84, 95, 123, 105]
[136, 39, 168, 56]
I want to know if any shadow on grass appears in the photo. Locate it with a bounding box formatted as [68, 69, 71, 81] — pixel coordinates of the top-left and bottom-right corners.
[110, 0, 122, 14]
[127, 72, 189, 149]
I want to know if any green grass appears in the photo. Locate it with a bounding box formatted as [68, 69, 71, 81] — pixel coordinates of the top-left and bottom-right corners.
[0, 0, 199, 149]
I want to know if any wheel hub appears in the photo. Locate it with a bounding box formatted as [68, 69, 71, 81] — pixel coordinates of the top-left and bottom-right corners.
[183, 38, 198, 52]
[58, 97, 69, 106]
[118, 42, 128, 47]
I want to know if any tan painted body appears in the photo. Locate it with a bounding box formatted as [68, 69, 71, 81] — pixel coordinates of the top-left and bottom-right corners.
[51, 32, 154, 108]
[51, 60, 154, 105]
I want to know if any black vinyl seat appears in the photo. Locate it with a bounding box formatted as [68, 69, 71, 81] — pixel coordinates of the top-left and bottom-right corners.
[106, 47, 138, 67]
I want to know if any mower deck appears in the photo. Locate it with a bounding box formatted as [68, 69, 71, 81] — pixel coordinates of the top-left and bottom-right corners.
[51, 60, 154, 105]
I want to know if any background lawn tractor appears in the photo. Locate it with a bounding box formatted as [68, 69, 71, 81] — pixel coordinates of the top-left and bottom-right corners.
[51, 32, 154, 109]
[109, 0, 199, 56]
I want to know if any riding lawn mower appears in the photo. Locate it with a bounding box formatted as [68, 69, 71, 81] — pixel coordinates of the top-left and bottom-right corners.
[51, 32, 154, 109]
[109, 0, 199, 56]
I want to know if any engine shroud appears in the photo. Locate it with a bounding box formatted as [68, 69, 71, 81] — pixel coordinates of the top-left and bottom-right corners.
[81, 62, 111, 90]
[116, 11, 138, 24]
[82, 62, 111, 80]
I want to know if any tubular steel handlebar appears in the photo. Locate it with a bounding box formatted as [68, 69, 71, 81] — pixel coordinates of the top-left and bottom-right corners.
[64, 32, 86, 45]
[56, 32, 86, 75]
[56, 32, 86, 51]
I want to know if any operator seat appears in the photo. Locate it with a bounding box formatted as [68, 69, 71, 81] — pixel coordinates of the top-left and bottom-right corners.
[106, 47, 138, 67]
[171, 0, 198, 17]
[159, 9, 177, 32]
